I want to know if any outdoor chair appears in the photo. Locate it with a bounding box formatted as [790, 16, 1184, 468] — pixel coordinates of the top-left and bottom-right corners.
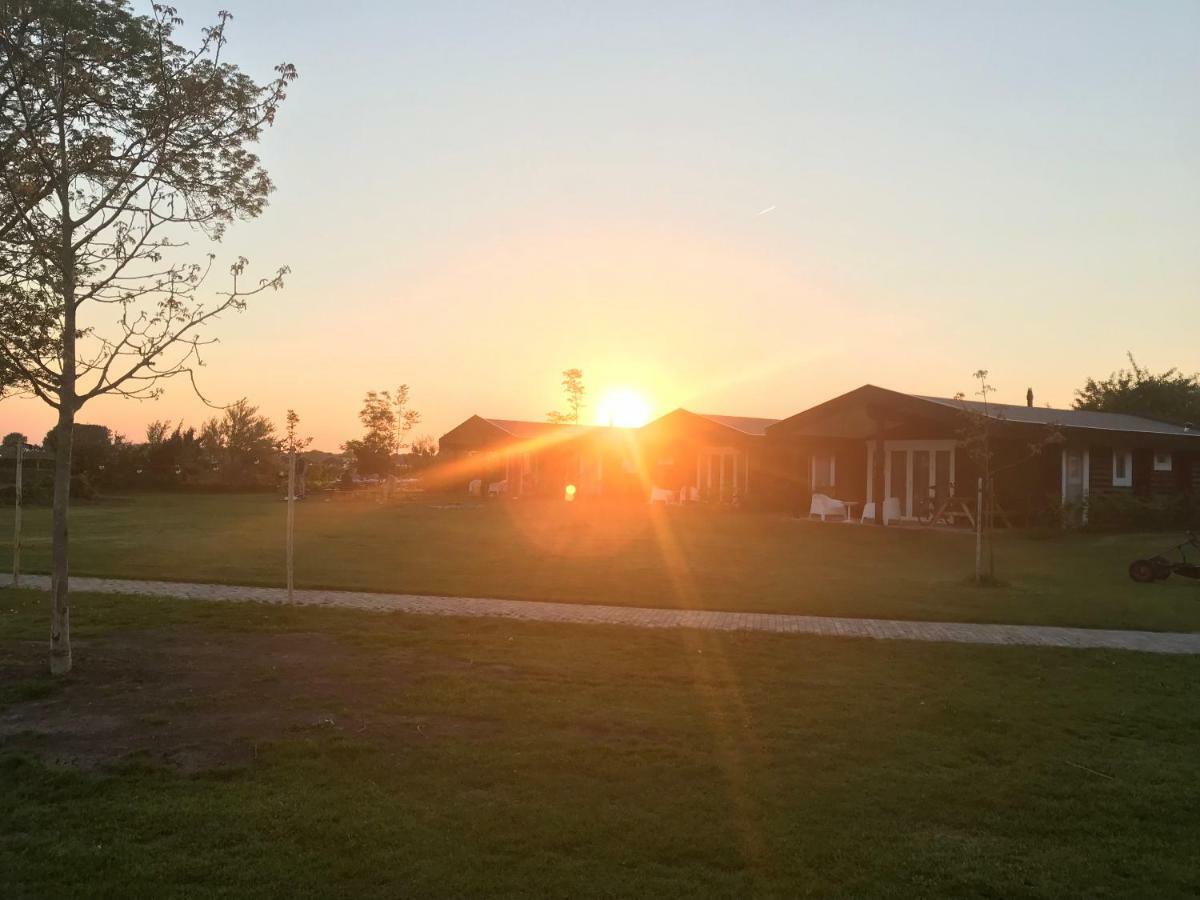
[860, 497, 901, 525]
[649, 486, 678, 505]
[809, 492, 850, 522]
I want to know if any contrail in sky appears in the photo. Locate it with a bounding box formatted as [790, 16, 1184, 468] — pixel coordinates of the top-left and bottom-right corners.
[756, 205, 776, 216]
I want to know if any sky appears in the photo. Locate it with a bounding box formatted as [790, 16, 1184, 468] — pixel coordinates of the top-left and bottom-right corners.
[4, 0, 1198, 449]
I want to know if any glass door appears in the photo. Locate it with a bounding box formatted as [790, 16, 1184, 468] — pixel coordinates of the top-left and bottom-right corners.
[889, 450, 909, 517]
[1064, 449, 1085, 505]
[934, 450, 952, 502]
[912, 450, 930, 519]
[699, 448, 740, 503]
[880, 445, 956, 520]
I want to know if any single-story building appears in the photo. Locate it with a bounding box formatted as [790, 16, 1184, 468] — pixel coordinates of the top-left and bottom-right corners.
[767, 385, 1200, 524]
[635, 409, 779, 505]
[436, 387, 1200, 523]
[436, 416, 638, 499]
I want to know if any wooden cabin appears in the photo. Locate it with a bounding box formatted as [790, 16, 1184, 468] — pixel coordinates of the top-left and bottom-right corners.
[767, 385, 1200, 525]
[636, 409, 779, 505]
[436, 416, 637, 499]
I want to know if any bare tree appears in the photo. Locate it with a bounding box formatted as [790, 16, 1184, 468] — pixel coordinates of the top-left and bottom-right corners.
[547, 368, 585, 425]
[956, 370, 1061, 582]
[0, 2, 296, 673]
[280, 409, 310, 601]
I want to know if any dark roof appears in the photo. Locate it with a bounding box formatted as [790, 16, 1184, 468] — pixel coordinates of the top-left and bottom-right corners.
[693, 413, 780, 437]
[914, 396, 1198, 438]
[480, 418, 598, 439]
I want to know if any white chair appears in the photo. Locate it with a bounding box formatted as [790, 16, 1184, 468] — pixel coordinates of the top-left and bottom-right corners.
[860, 497, 901, 524]
[487, 479, 507, 497]
[809, 493, 849, 522]
[649, 486, 677, 505]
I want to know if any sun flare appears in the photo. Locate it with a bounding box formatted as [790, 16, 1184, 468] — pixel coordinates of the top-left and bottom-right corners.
[594, 387, 652, 427]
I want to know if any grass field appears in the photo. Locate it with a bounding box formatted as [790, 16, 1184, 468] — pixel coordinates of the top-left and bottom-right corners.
[2, 492, 1199, 632]
[2, 589, 1199, 897]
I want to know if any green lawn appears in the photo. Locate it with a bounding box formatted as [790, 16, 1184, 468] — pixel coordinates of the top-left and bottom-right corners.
[2, 590, 1198, 897]
[3, 492, 1199, 631]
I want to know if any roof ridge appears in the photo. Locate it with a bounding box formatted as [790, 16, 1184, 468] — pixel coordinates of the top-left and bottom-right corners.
[911, 394, 1196, 435]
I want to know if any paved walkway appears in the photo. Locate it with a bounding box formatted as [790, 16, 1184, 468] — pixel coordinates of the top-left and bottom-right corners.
[5, 574, 1200, 655]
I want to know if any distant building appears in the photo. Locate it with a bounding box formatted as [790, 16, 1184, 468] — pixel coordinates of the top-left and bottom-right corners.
[636, 409, 778, 506]
[436, 416, 638, 499]
[437, 386, 1200, 524]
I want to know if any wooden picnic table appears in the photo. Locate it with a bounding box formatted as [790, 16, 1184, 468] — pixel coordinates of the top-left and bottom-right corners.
[924, 495, 1013, 529]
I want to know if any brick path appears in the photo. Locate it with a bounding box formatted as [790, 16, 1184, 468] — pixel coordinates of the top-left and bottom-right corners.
[5, 574, 1200, 655]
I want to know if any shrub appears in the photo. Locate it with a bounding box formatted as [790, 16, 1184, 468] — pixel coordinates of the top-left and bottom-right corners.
[1084, 492, 1196, 532]
[0, 468, 55, 505]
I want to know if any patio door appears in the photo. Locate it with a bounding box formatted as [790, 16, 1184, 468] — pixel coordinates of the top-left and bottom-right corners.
[873, 441, 957, 519]
[698, 447, 743, 503]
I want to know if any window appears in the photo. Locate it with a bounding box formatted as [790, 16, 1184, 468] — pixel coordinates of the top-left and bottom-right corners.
[812, 453, 836, 489]
[1112, 449, 1132, 487]
[1154, 451, 1173, 472]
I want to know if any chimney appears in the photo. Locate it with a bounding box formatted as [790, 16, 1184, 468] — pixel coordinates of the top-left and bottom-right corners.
[1026, 388, 1034, 408]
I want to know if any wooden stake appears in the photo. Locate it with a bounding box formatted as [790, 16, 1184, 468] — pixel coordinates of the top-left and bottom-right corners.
[286, 449, 296, 603]
[975, 476, 983, 584]
[13, 440, 22, 588]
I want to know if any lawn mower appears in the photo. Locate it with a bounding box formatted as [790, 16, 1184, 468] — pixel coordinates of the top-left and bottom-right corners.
[1128, 532, 1200, 583]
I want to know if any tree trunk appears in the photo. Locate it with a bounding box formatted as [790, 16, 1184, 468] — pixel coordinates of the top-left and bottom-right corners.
[50, 36, 77, 676]
[987, 477, 996, 580]
[50, 405, 74, 675]
[12, 439, 23, 587]
[286, 450, 295, 603]
[975, 477, 984, 584]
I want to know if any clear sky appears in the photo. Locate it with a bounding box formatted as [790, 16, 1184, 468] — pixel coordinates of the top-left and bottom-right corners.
[5, 0, 1198, 448]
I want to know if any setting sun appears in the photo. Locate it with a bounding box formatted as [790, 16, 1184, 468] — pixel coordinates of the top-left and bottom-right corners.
[594, 387, 652, 427]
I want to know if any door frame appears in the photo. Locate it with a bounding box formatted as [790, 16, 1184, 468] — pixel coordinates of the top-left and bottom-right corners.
[1060, 446, 1090, 523]
[697, 446, 745, 502]
[866, 440, 957, 518]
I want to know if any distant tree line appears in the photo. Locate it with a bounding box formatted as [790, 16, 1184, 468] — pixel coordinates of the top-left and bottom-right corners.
[1, 387, 440, 502]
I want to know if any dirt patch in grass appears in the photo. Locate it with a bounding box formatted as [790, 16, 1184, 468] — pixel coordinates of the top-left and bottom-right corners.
[0, 628, 491, 771]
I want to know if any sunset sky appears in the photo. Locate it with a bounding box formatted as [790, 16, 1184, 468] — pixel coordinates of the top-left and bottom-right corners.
[5, 0, 1198, 449]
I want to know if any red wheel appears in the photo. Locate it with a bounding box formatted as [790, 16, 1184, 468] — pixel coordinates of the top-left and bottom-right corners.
[1150, 556, 1173, 580]
[1129, 559, 1157, 583]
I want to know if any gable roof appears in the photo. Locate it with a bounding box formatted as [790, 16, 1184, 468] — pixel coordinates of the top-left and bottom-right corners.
[481, 418, 597, 439]
[693, 413, 780, 437]
[769, 384, 1200, 442]
[913, 396, 1197, 438]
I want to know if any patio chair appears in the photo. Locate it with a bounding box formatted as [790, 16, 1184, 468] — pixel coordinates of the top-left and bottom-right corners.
[649, 486, 678, 505]
[809, 492, 850, 522]
[860, 497, 901, 525]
